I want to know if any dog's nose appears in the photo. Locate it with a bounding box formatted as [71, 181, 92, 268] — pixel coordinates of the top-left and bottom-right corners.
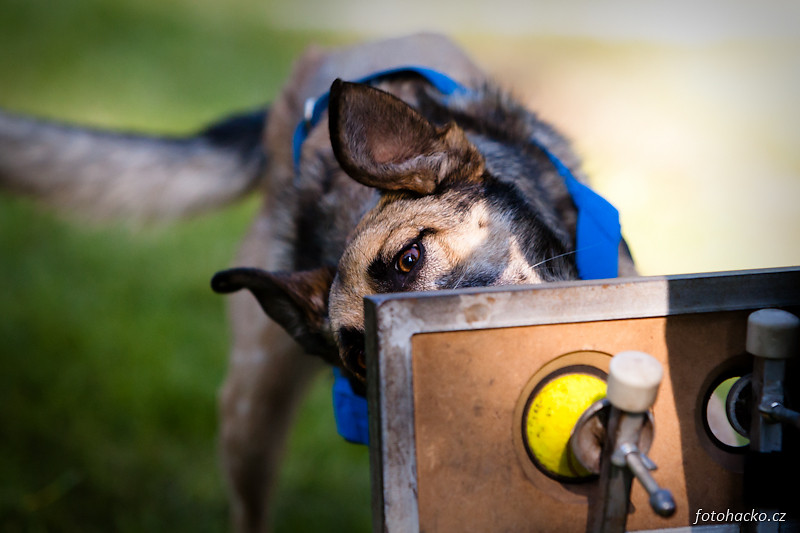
[337, 327, 367, 380]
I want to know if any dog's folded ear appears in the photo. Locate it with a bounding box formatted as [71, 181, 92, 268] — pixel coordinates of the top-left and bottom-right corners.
[328, 79, 484, 195]
[211, 266, 339, 364]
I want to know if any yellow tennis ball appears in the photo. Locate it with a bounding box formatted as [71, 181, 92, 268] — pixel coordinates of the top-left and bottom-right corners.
[524, 373, 606, 479]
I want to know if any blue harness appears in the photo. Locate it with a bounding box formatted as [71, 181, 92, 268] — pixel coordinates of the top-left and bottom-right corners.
[294, 67, 622, 445]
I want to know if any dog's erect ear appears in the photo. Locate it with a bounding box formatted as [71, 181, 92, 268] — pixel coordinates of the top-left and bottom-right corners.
[328, 79, 484, 194]
[211, 266, 339, 364]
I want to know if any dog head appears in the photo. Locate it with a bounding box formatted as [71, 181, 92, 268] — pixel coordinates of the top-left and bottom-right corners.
[213, 79, 578, 380]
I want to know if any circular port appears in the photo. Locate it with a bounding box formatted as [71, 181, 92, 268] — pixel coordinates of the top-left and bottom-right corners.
[705, 375, 750, 449]
[521, 367, 607, 481]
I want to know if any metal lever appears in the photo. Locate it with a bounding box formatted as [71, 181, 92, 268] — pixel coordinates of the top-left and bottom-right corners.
[742, 309, 799, 532]
[587, 351, 675, 533]
[613, 443, 675, 517]
[759, 401, 800, 430]
[748, 308, 800, 443]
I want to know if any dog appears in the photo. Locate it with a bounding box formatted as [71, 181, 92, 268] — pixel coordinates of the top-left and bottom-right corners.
[0, 33, 635, 532]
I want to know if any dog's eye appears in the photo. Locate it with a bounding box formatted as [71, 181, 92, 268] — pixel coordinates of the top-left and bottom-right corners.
[395, 243, 421, 274]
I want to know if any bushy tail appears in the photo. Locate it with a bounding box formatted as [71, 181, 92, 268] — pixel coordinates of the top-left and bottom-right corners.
[0, 107, 267, 220]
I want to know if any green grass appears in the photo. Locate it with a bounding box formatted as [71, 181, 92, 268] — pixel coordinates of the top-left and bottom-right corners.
[0, 1, 369, 531]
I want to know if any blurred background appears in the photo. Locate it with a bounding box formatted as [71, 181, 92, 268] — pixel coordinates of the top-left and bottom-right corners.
[1, 0, 797, 531]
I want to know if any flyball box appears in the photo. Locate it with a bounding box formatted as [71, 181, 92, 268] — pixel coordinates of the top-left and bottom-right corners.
[364, 267, 800, 533]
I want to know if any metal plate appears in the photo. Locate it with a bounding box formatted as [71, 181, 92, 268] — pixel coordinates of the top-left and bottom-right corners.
[364, 267, 800, 532]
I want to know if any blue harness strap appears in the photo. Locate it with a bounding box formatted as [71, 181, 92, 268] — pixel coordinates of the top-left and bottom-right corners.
[332, 367, 369, 444]
[299, 67, 622, 446]
[536, 147, 621, 280]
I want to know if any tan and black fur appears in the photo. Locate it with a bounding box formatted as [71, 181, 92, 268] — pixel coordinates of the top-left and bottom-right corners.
[0, 33, 634, 532]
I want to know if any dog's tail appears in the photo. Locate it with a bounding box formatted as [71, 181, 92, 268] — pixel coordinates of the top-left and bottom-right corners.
[0, 107, 267, 220]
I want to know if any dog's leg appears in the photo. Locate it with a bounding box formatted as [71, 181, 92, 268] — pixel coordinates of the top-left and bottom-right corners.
[220, 301, 323, 533]
[218, 204, 326, 532]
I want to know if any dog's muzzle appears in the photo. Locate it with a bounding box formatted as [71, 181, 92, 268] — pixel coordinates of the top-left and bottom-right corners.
[337, 327, 367, 381]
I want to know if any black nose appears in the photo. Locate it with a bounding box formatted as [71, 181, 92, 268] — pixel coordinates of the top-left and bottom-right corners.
[337, 327, 367, 380]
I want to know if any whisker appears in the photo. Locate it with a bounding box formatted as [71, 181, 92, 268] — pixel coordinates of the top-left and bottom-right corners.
[453, 267, 470, 290]
[530, 242, 603, 271]
[529, 249, 577, 270]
